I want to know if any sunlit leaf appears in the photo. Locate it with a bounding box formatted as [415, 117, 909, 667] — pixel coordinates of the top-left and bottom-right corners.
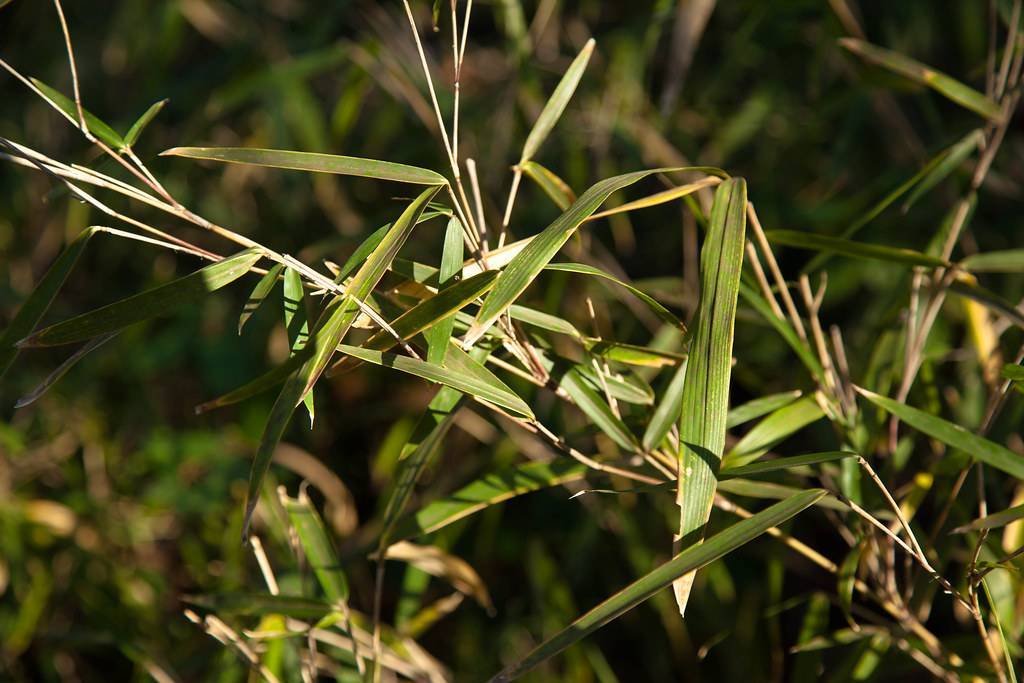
[238, 263, 284, 333]
[425, 217, 464, 364]
[766, 230, 948, 268]
[30, 78, 126, 150]
[281, 488, 349, 602]
[124, 98, 169, 148]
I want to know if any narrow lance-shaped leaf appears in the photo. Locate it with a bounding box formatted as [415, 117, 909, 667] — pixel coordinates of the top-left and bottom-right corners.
[281, 487, 349, 603]
[545, 262, 687, 331]
[547, 360, 638, 451]
[425, 217, 464, 364]
[330, 271, 499, 376]
[949, 278, 1024, 331]
[15, 332, 119, 409]
[489, 489, 826, 682]
[284, 267, 315, 425]
[839, 38, 1002, 120]
[738, 281, 824, 383]
[765, 230, 949, 269]
[857, 388, 1024, 479]
[718, 451, 856, 480]
[0, 226, 94, 379]
[723, 396, 826, 469]
[336, 344, 533, 419]
[467, 167, 722, 345]
[239, 262, 284, 333]
[30, 78, 126, 151]
[20, 248, 262, 347]
[124, 98, 169, 148]
[642, 360, 688, 452]
[519, 39, 595, 163]
[243, 186, 439, 539]
[952, 502, 1024, 534]
[519, 160, 576, 210]
[727, 390, 803, 429]
[161, 147, 448, 186]
[387, 459, 587, 545]
[901, 129, 983, 212]
[674, 177, 747, 617]
[962, 249, 1024, 273]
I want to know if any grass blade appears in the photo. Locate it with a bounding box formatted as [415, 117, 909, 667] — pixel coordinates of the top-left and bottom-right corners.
[284, 267, 315, 425]
[281, 488, 349, 603]
[962, 249, 1024, 273]
[839, 38, 1002, 120]
[586, 341, 685, 368]
[642, 360, 687, 452]
[901, 129, 983, 212]
[238, 263, 284, 333]
[425, 217, 464, 364]
[857, 387, 1024, 479]
[30, 78, 126, 150]
[719, 451, 856, 479]
[674, 177, 747, 617]
[949, 279, 1024, 330]
[337, 344, 532, 418]
[951, 502, 1024, 533]
[161, 147, 448, 186]
[722, 396, 826, 469]
[490, 489, 826, 681]
[243, 186, 439, 539]
[0, 226, 94, 379]
[124, 98, 169, 148]
[766, 230, 949, 268]
[739, 282, 824, 382]
[15, 332, 119, 408]
[468, 168, 708, 345]
[387, 459, 587, 544]
[520, 160, 576, 210]
[545, 262, 687, 331]
[194, 354, 306, 414]
[726, 390, 803, 429]
[519, 39, 595, 163]
[20, 248, 262, 347]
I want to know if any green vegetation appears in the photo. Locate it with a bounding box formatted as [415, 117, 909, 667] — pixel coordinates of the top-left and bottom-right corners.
[1, 1, 1023, 681]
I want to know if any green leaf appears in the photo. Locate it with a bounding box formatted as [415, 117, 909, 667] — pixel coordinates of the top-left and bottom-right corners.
[15, 332, 119, 409]
[716, 479, 848, 511]
[338, 223, 390, 281]
[0, 226, 94, 380]
[837, 543, 863, 629]
[281, 488, 349, 603]
[1002, 363, 1024, 382]
[467, 168, 704, 344]
[161, 147, 448, 185]
[330, 271, 500, 378]
[739, 282, 824, 382]
[723, 396, 826, 469]
[962, 249, 1024, 273]
[238, 263, 284, 333]
[489, 489, 826, 681]
[726, 390, 803, 429]
[857, 388, 1024, 479]
[719, 451, 855, 479]
[337, 344, 532, 419]
[642, 360, 687, 452]
[586, 341, 685, 368]
[519, 39, 596, 163]
[519, 160, 576, 210]
[952, 502, 1024, 534]
[387, 459, 588, 544]
[765, 230, 949, 268]
[20, 248, 262, 347]
[901, 129, 983, 212]
[509, 304, 582, 338]
[545, 262, 687, 332]
[194, 354, 306, 414]
[547, 360, 639, 451]
[379, 386, 465, 549]
[124, 98, 169, 148]
[284, 267, 315, 425]
[674, 177, 747, 616]
[243, 186, 440, 539]
[839, 38, 1002, 120]
[30, 78, 126, 150]
[425, 217, 464, 364]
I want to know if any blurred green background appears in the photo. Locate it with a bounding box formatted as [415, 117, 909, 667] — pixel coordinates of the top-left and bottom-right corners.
[1, 1, 1021, 680]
